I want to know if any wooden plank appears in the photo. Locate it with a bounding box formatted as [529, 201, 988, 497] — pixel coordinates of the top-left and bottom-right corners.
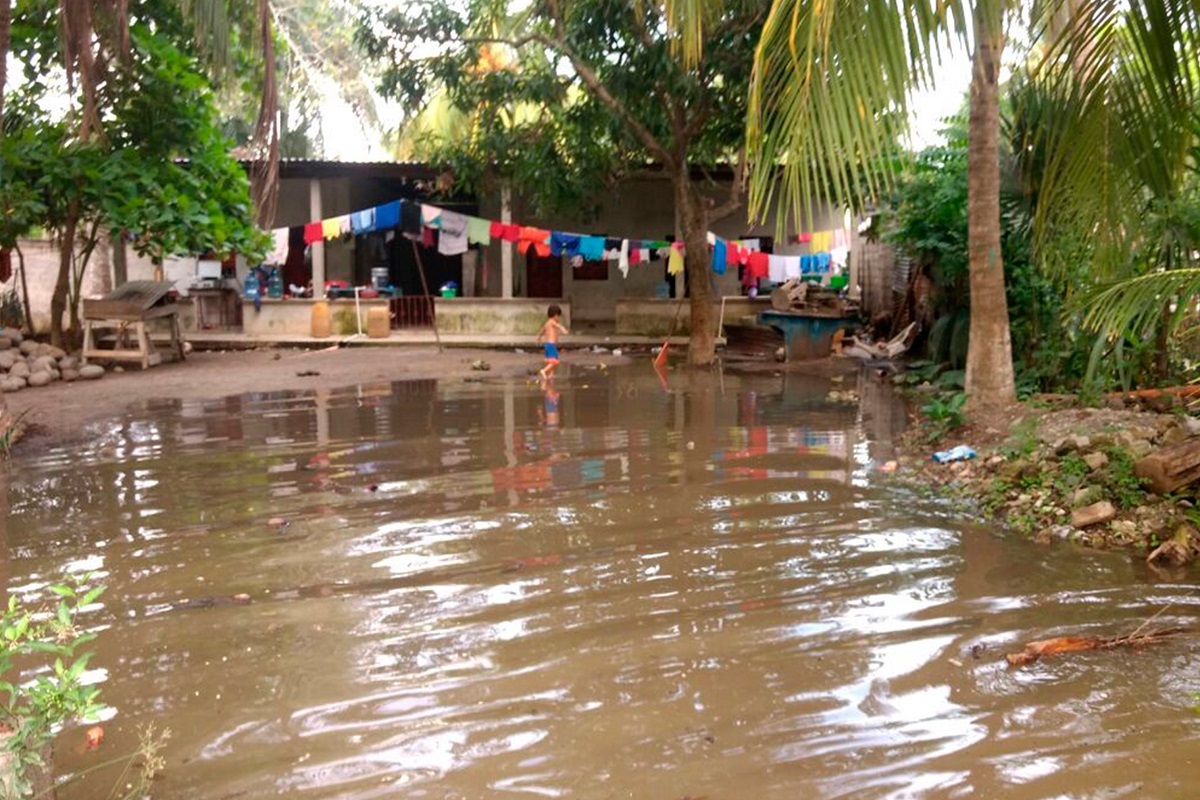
[1135, 437, 1200, 494]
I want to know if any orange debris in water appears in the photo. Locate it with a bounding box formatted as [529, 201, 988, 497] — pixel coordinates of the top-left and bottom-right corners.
[84, 726, 105, 750]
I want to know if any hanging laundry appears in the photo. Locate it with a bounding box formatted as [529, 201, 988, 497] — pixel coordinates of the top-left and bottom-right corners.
[303, 222, 323, 246]
[321, 218, 341, 240]
[268, 228, 289, 264]
[498, 223, 520, 242]
[798, 232, 812, 244]
[421, 204, 443, 229]
[832, 228, 849, 249]
[618, 240, 631, 278]
[630, 245, 644, 267]
[713, 239, 727, 275]
[744, 251, 769, 286]
[519, 227, 551, 257]
[578, 236, 606, 262]
[422, 226, 435, 248]
[784, 255, 802, 280]
[810, 230, 832, 252]
[550, 232, 582, 257]
[438, 211, 469, 256]
[603, 238, 622, 260]
[375, 201, 403, 232]
[816, 252, 832, 273]
[466, 216, 492, 246]
[767, 254, 788, 283]
[351, 208, 376, 234]
[667, 243, 685, 276]
[337, 215, 353, 236]
[830, 246, 850, 269]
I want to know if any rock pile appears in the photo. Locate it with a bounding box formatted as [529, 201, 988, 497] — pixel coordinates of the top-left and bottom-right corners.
[901, 406, 1200, 561]
[0, 330, 105, 392]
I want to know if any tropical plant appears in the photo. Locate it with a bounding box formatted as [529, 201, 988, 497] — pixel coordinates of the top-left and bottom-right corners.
[0, 576, 107, 797]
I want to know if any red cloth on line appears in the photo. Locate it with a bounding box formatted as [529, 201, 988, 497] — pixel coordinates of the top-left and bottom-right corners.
[725, 244, 741, 271]
[422, 226, 435, 248]
[744, 252, 769, 286]
[519, 226, 551, 257]
[303, 222, 323, 245]
[501, 223, 521, 243]
[490, 221, 504, 238]
[798, 232, 812, 243]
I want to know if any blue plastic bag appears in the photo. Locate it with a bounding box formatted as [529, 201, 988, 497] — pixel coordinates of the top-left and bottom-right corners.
[932, 445, 976, 463]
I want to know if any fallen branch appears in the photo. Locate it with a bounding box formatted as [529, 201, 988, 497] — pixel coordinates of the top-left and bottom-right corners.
[1006, 605, 1188, 667]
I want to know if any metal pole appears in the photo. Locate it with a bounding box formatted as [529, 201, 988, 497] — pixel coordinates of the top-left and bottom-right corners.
[411, 241, 444, 354]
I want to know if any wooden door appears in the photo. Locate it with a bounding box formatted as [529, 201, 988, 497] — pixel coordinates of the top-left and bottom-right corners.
[526, 252, 563, 298]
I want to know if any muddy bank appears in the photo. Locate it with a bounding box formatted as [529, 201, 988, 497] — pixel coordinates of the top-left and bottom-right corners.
[4, 345, 628, 451]
[895, 397, 1200, 565]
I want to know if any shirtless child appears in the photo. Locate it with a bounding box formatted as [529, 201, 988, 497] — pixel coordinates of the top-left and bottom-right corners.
[537, 304, 569, 382]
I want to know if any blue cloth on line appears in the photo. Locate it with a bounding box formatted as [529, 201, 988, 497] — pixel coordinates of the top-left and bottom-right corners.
[800, 255, 813, 274]
[578, 236, 606, 261]
[713, 239, 727, 275]
[374, 201, 401, 231]
[550, 232, 582, 257]
[816, 252, 831, 273]
[351, 209, 376, 234]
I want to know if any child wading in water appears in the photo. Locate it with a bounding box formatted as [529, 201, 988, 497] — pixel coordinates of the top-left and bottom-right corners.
[537, 304, 569, 383]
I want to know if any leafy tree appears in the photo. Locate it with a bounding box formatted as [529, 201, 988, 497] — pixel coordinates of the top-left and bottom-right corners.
[2, 24, 266, 345]
[361, 0, 767, 366]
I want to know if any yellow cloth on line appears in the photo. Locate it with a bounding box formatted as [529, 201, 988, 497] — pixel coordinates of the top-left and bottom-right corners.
[667, 245, 684, 276]
[811, 230, 832, 252]
[322, 218, 342, 240]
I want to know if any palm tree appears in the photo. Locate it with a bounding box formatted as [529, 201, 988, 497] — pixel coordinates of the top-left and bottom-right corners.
[733, 0, 1200, 408]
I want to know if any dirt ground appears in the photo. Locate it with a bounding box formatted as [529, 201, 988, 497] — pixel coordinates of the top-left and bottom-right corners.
[5, 345, 626, 451]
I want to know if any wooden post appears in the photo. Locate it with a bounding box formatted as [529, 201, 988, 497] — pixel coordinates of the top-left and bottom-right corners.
[410, 241, 443, 354]
[1135, 437, 1200, 494]
[500, 184, 513, 299]
[309, 179, 325, 296]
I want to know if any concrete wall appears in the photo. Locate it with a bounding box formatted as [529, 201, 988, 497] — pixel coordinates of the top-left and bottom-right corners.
[476, 173, 848, 320]
[435, 298, 572, 335]
[615, 297, 771, 336]
[241, 298, 390, 337]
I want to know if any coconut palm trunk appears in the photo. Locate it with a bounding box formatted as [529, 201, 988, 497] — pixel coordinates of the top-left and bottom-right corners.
[964, 0, 1016, 411]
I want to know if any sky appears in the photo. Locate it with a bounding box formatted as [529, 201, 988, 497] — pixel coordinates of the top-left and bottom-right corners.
[317, 38, 977, 161]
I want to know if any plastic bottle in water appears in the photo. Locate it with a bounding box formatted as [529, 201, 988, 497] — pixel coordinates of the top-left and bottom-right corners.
[243, 270, 261, 300]
[267, 267, 284, 299]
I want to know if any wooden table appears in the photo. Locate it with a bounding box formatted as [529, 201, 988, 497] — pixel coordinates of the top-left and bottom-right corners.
[82, 281, 186, 369]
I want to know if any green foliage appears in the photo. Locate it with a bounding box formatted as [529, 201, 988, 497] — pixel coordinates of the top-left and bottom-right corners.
[1, 26, 266, 267]
[0, 576, 108, 797]
[1099, 448, 1150, 510]
[361, 0, 765, 219]
[921, 391, 967, 442]
[999, 417, 1040, 460]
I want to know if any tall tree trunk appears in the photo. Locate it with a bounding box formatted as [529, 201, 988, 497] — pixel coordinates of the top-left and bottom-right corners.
[675, 172, 715, 366]
[15, 244, 30, 332]
[0, 0, 9, 145]
[51, 212, 78, 348]
[964, 0, 1016, 411]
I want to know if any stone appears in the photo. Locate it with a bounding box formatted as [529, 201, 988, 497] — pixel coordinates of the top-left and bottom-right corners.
[61, 368, 80, 382]
[1105, 396, 1127, 410]
[47, 346, 66, 360]
[0, 352, 15, 371]
[4, 329, 22, 344]
[0, 377, 24, 392]
[33, 343, 54, 358]
[79, 364, 105, 380]
[1072, 500, 1117, 528]
[1083, 452, 1109, 471]
[1184, 417, 1200, 437]
[18, 340, 36, 355]
[58, 355, 78, 372]
[30, 356, 56, 374]
[1128, 424, 1158, 442]
[1126, 439, 1154, 459]
[0, 338, 11, 351]
[1054, 435, 1091, 455]
[1110, 520, 1139, 539]
[9, 362, 30, 379]
[26, 372, 51, 388]
[1161, 425, 1190, 447]
[1071, 485, 1104, 508]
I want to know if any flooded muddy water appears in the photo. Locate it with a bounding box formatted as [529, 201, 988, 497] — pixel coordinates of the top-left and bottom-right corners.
[3, 366, 1200, 799]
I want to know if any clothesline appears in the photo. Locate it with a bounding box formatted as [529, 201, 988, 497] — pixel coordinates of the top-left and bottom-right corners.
[265, 198, 852, 281]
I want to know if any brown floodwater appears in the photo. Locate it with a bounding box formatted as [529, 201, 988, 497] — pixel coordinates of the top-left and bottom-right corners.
[2, 365, 1199, 799]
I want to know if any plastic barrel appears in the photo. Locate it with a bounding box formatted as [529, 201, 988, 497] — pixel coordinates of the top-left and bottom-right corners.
[367, 307, 390, 339]
[311, 301, 331, 339]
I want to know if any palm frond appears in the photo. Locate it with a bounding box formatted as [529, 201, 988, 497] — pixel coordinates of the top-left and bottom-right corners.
[746, 0, 969, 234]
[1080, 268, 1200, 338]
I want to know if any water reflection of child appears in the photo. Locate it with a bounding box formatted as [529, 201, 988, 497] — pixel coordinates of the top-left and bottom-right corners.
[541, 385, 561, 428]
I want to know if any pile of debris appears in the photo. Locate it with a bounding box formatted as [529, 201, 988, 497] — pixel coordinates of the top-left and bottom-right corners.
[0, 330, 105, 392]
[770, 279, 855, 317]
